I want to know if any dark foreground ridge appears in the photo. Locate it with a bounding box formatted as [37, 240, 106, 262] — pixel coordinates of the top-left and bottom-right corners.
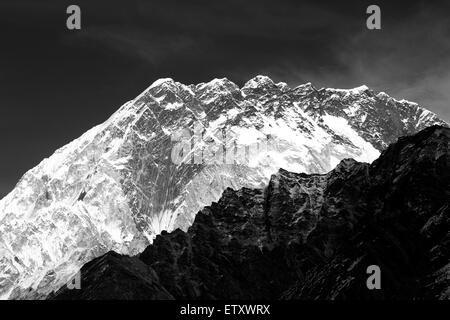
[50, 126, 450, 300]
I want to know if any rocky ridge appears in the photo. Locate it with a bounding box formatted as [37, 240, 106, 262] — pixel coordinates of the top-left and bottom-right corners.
[52, 125, 450, 300]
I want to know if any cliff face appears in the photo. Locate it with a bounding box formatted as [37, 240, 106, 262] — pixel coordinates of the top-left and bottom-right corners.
[3, 76, 446, 299]
[51, 126, 450, 300]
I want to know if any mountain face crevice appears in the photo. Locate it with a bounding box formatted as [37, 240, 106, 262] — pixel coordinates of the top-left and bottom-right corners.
[51, 126, 450, 300]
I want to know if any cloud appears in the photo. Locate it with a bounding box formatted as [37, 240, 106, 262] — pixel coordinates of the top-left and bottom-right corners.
[250, 2, 450, 123]
[63, 26, 200, 66]
[14, 0, 448, 124]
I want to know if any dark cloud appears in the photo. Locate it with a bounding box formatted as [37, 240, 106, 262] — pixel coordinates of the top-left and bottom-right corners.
[276, 2, 450, 122]
[0, 0, 449, 197]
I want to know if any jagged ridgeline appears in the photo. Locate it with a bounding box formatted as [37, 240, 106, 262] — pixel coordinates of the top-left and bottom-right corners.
[51, 126, 450, 300]
[0, 76, 447, 299]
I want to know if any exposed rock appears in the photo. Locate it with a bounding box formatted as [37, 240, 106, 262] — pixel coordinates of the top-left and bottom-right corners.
[51, 126, 450, 300]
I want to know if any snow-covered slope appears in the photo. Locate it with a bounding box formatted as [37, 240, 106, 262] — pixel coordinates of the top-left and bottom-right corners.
[0, 75, 446, 299]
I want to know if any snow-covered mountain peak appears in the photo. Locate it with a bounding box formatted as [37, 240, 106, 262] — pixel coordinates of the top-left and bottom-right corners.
[196, 77, 238, 90]
[244, 75, 275, 87]
[195, 78, 241, 105]
[241, 75, 288, 96]
[148, 77, 176, 89]
[0, 75, 447, 299]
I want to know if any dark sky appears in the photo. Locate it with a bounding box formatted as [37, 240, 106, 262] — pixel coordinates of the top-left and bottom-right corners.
[0, 0, 449, 197]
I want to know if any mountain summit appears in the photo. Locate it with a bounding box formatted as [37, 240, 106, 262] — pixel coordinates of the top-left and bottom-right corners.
[0, 76, 446, 299]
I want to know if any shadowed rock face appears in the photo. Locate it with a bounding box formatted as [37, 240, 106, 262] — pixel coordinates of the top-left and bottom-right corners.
[51, 126, 450, 300]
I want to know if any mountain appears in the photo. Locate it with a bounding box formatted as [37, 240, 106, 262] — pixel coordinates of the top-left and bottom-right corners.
[0, 75, 446, 299]
[51, 125, 450, 300]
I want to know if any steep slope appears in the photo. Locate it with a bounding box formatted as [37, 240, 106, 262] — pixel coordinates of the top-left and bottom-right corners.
[0, 76, 446, 299]
[51, 125, 450, 300]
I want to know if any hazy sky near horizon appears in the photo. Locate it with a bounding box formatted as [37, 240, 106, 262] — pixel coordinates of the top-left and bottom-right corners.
[0, 0, 449, 197]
